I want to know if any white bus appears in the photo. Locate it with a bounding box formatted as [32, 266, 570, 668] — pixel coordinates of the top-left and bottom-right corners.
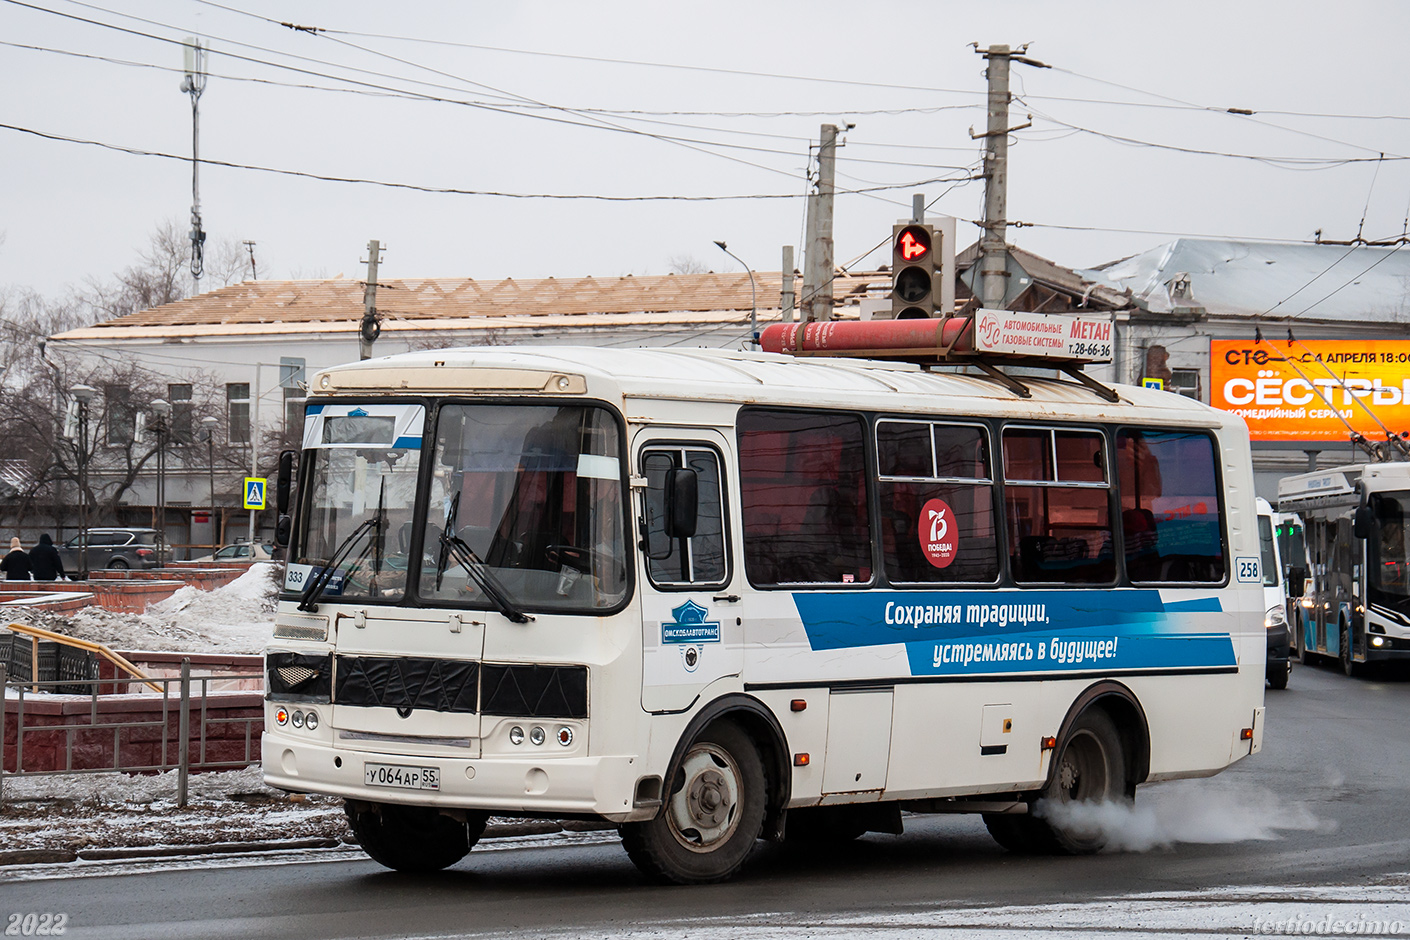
[262, 343, 1266, 884]
[1277, 461, 1410, 677]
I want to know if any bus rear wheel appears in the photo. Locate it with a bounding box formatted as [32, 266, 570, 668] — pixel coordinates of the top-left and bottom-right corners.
[346, 800, 487, 872]
[984, 709, 1127, 855]
[621, 722, 766, 884]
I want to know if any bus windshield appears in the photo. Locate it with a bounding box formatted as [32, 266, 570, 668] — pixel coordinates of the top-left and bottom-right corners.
[1257, 514, 1279, 588]
[417, 403, 627, 612]
[287, 403, 426, 601]
[1370, 491, 1410, 602]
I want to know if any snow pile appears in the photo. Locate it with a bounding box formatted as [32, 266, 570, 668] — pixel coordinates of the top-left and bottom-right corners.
[1036, 777, 1323, 852]
[15, 564, 278, 654]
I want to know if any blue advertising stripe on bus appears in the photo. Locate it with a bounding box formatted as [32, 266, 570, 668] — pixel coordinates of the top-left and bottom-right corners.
[790, 590, 1225, 652]
[902, 630, 1237, 676]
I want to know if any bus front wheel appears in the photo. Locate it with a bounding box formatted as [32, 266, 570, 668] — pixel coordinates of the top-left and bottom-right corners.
[346, 801, 487, 872]
[621, 722, 766, 884]
[984, 709, 1127, 855]
[1340, 622, 1363, 678]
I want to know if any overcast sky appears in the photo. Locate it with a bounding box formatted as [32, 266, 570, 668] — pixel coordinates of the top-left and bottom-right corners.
[3, 0, 1409, 302]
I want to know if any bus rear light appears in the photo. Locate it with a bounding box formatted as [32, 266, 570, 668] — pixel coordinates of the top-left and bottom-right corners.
[793, 753, 810, 766]
[1040, 736, 1057, 750]
[275, 707, 289, 726]
[557, 727, 573, 746]
[790, 699, 807, 712]
[509, 726, 524, 745]
[1240, 728, 1254, 741]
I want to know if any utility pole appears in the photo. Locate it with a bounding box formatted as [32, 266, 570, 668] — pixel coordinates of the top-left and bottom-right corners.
[974, 43, 1044, 311]
[242, 240, 258, 280]
[360, 240, 382, 360]
[181, 37, 208, 291]
[780, 246, 795, 322]
[801, 124, 841, 322]
[977, 44, 1011, 310]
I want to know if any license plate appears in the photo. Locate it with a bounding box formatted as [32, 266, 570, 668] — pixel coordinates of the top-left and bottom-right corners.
[364, 762, 440, 790]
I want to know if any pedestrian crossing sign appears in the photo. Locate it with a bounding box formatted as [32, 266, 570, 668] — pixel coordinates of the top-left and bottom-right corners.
[244, 477, 268, 510]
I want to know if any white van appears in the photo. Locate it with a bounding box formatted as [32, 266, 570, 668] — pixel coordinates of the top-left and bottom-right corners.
[1258, 497, 1291, 689]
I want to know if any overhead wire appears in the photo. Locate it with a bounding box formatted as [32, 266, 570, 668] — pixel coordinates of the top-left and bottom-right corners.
[0, 119, 973, 201]
[1016, 103, 1409, 168]
[186, 0, 988, 98]
[0, 38, 976, 173]
[5, 0, 847, 188]
[1045, 64, 1409, 160]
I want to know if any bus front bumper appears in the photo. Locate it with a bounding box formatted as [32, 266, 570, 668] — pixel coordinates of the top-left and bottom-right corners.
[1365, 633, 1410, 661]
[261, 733, 652, 822]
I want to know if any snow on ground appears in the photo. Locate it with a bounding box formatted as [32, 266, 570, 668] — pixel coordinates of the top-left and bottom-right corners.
[0, 767, 349, 853]
[9, 563, 278, 654]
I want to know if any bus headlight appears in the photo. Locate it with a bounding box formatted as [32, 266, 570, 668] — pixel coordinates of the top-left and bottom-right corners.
[1265, 606, 1287, 630]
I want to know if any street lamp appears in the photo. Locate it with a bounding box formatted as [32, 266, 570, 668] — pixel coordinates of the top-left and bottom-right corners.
[69, 384, 97, 581]
[200, 416, 218, 557]
[151, 399, 171, 564]
[713, 240, 757, 345]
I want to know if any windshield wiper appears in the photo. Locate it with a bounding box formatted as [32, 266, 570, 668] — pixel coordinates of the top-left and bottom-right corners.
[434, 491, 533, 624]
[297, 478, 386, 613]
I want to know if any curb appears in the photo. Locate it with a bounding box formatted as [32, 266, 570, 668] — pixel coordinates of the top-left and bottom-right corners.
[1, 821, 623, 867]
[78, 837, 344, 861]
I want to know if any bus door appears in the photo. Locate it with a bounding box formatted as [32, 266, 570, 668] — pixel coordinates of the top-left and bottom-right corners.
[1309, 517, 1331, 653]
[637, 435, 742, 712]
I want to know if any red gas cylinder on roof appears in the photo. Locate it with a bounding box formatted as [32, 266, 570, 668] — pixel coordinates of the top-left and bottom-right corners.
[759, 318, 974, 357]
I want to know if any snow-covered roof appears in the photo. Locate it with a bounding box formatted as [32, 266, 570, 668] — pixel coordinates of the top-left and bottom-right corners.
[1081, 238, 1410, 321]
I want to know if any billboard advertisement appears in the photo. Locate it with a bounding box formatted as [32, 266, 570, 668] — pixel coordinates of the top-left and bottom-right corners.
[1210, 339, 1410, 443]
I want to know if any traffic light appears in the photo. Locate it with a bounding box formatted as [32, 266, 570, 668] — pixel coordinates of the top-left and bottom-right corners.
[891, 223, 937, 319]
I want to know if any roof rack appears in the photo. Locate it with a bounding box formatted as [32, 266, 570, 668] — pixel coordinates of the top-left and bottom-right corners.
[758, 310, 1120, 403]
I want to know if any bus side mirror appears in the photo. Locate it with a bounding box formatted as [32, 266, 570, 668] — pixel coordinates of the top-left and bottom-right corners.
[1353, 505, 1373, 539]
[276, 450, 296, 515]
[275, 514, 292, 548]
[1287, 566, 1307, 597]
[665, 468, 698, 540]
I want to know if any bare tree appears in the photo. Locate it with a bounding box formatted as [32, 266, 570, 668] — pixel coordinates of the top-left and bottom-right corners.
[668, 254, 709, 275]
[78, 219, 263, 322]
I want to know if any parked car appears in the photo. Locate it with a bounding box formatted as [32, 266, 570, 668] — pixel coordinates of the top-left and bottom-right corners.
[58, 527, 171, 571]
[190, 542, 276, 563]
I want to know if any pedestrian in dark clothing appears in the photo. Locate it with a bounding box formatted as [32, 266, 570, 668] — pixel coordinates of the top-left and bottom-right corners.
[0, 537, 31, 580]
[29, 533, 64, 581]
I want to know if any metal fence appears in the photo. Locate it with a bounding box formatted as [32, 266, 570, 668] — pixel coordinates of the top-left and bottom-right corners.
[0, 660, 262, 806]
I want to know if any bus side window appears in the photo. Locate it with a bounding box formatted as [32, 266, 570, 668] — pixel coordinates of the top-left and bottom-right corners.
[738, 410, 872, 587]
[642, 447, 727, 588]
[1115, 429, 1225, 583]
[877, 420, 999, 585]
[1003, 427, 1115, 585]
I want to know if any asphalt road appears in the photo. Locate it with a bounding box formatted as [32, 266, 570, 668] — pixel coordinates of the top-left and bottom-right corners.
[7, 660, 1410, 940]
